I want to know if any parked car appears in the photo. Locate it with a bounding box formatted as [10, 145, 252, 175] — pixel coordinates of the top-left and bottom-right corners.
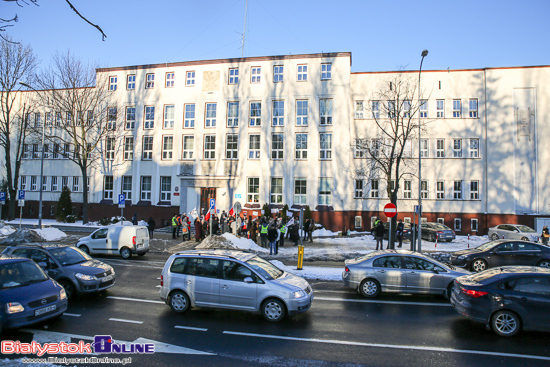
[76, 225, 149, 259]
[342, 250, 470, 299]
[420, 222, 456, 242]
[449, 240, 550, 272]
[383, 222, 412, 241]
[159, 250, 314, 322]
[2, 244, 115, 299]
[488, 224, 538, 242]
[450, 266, 550, 336]
[0, 255, 68, 334]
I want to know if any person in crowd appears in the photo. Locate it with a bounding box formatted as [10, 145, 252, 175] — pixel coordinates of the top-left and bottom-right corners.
[307, 218, 315, 243]
[201, 216, 208, 239]
[132, 213, 138, 225]
[373, 219, 385, 250]
[181, 214, 189, 240]
[212, 215, 220, 235]
[542, 225, 549, 246]
[250, 219, 258, 243]
[396, 219, 404, 248]
[147, 217, 155, 239]
[267, 222, 279, 255]
[278, 221, 287, 248]
[260, 217, 269, 248]
[289, 221, 300, 246]
[194, 217, 202, 242]
[303, 219, 310, 241]
[176, 214, 182, 237]
[171, 214, 178, 239]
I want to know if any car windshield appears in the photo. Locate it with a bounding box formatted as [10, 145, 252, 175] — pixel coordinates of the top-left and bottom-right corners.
[515, 225, 535, 233]
[49, 247, 91, 266]
[0, 261, 49, 289]
[245, 256, 283, 280]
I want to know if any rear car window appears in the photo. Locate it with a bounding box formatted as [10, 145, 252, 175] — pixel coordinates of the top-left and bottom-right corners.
[137, 228, 148, 238]
[170, 257, 187, 274]
[513, 277, 550, 296]
[373, 256, 401, 269]
[184, 258, 219, 278]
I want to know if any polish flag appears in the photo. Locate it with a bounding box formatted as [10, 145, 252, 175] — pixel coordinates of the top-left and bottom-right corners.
[205, 211, 210, 221]
[229, 207, 234, 216]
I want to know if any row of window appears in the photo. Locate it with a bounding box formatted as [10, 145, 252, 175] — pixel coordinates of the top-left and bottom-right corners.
[353, 138, 480, 159]
[398, 217, 476, 232]
[354, 179, 480, 200]
[20, 176, 87, 193]
[355, 99, 479, 119]
[108, 63, 333, 91]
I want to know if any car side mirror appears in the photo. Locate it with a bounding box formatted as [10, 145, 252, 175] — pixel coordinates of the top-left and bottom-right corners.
[432, 269, 439, 274]
[243, 277, 254, 283]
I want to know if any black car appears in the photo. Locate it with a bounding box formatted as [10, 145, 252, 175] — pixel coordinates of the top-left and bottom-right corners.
[420, 222, 455, 242]
[382, 222, 412, 241]
[449, 240, 550, 272]
[2, 244, 115, 299]
[451, 266, 550, 336]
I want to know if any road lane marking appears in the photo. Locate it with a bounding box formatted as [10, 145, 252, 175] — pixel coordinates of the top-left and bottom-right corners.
[62, 313, 81, 317]
[223, 331, 550, 362]
[109, 318, 143, 324]
[107, 296, 164, 304]
[314, 296, 452, 307]
[175, 326, 208, 332]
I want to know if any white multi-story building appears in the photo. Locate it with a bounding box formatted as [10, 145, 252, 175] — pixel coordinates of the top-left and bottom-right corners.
[7, 52, 550, 233]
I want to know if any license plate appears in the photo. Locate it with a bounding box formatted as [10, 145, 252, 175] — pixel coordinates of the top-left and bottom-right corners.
[35, 304, 56, 316]
[101, 275, 114, 283]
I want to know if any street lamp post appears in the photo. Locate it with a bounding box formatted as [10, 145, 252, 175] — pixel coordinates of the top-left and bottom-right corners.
[19, 82, 45, 228]
[417, 49, 428, 253]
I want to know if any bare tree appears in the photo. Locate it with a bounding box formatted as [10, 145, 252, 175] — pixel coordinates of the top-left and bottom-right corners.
[33, 51, 121, 224]
[0, 36, 37, 219]
[354, 72, 428, 248]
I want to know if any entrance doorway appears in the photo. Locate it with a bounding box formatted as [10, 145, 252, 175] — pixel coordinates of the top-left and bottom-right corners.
[200, 188, 216, 216]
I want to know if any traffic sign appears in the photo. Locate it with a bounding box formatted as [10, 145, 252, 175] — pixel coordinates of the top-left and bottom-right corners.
[233, 201, 242, 215]
[18, 190, 25, 200]
[384, 203, 397, 218]
[0, 192, 5, 205]
[18, 200, 25, 207]
[118, 194, 125, 208]
[209, 198, 215, 209]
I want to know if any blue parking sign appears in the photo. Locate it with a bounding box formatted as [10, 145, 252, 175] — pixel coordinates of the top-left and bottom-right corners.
[0, 192, 5, 204]
[118, 194, 126, 205]
[209, 198, 215, 209]
[18, 190, 25, 200]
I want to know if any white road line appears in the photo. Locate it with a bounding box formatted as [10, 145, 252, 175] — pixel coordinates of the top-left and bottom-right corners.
[62, 313, 81, 317]
[223, 331, 550, 362]
[175, 326, 208, 332]
[107, 296, 164, 304]
[109, 318, 143, 324]
[314, 296, 452, 307]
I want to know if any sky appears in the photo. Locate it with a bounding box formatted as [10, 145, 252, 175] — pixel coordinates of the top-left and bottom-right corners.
[4, 0, 550, 73]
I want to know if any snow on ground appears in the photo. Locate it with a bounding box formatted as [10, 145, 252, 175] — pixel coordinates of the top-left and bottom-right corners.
[33, 227, 67, 241]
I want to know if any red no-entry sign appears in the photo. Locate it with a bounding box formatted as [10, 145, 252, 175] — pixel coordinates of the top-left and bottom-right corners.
[384, 203, 397, 218]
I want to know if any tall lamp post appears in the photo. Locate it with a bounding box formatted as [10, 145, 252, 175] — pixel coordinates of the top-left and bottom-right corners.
[417, 49, 428, 253]
[19, 82, 45, 228]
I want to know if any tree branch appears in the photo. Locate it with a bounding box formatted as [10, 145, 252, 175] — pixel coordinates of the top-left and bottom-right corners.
[64, 0, 107, 41]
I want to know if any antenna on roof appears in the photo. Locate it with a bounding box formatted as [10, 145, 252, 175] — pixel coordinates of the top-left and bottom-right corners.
[240, 0, 249, 57]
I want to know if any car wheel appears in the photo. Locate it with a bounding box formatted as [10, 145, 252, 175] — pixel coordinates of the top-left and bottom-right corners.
[538, 259, 550, 268]
[78, 245, 90, 255]
[521, 236, 529, 242]
[491, 310, 521, 337]
[262, 298, 286, 322]
[120, 247, 132, 259]
[429, 233, 436, 242]
[169, 291, 190, 313]
[446, 282, 455, 300]
[359, 278, 381, 298]
[471, 259, 488, 272]
[491, 233, 499, 240]
[59, 280, 76, 299]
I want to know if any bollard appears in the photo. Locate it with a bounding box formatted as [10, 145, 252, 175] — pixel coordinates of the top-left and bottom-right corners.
[297, 245, 304, 270]
[435, 235, 437, 248]
[468, 234, 470, 248]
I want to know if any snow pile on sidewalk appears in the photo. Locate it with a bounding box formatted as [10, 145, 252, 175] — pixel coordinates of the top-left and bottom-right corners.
[33, 227, 67, 241]
[0, 222, 16, 237]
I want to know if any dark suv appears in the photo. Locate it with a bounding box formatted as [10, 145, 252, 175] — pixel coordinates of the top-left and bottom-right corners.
[2, 244, 115, 299]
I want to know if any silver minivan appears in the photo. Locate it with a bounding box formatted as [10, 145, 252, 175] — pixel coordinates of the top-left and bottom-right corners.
[159, 250, 314, 322]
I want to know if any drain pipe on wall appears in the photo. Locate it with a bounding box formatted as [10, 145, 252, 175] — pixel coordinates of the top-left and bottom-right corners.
[484, 68, 489, 232]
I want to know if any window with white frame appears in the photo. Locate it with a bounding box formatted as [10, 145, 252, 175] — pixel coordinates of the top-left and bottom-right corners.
[436, 181, 445, 199]
[249, 102, 261, 126]
[122, 176, 132, 201]
[63, 143, 71, 159]
[437, 100, 445, 117]
[125, 107, 135, 129]
[270, 177, 283, 203]
[420, 139, 429, 158]
[86, 110, 94, 126]
[146, 73, 155, 89]
[453, 99, 462, 118]
[227, 102, 239, 127]
[205, 103, 216, 127]
[355, 101, 365, 119]
[403, 100, 411, 118]
[470, 181, 479, 200]
[387, 100, 396, 119]
[320, 133, 332, 159]
[165, 72, 174, 88]
[38, 176, 47, 192]
[296, 100, 308, 125]
[144, 106, 155, 129]
[34, 112, 41, 128]
[454, 218, 462, 231]
[247, 177, 259, 203]
[370, 179, 379, 198]
[371, 139, 381, 158]
[164, 105, 175, 129]
[354, 179, 363, 198]
[320, 99, 333, 125]
[103, 176, 113, 199]
[295, 133, 307, 159]
[22, 144, 29, 159]
[52, 143, 60, 159]
[62, 176, 68, 190]
[453, 181, 462, 199]
[105, 137, 115, 160]
[471, 218, 479, 232]
[160, 176, 171, 201]
[437, 218, 445, 225]
[469, 138, 479, 158]
[43, 144, 50, 159]
[248, 134, 260, 159]
[354, 138, 367, 158]
[319, 177, 332, 205]
[204, 135, 215, 159]
[142, 136, 153, 160]
[403, 180, 412, 199]
[297, 64, 307, 81]
[469, 99, 478, 118]
[32, 144, 38, 159]
[229, 68, 239, 84]
[20, 176, 27, 190]
[421, 180, 428, 199]
[294, 179, 307, 204]
[186, 71, 195, 86]
[453, 139, 462, 157]
[271, 134, 284, 159]
[226, 134, 238, 159]
[182, 135, 194, 159]
[127, 74, 135, 90]
[436, 139, 445, 158]
[107, 107, 117, 130]
[72, 176, 79, 192]
[272, 100, 284, 126]
[273, 66, 283, 83]
[184, 104, 195, 128]
[124, 136, 134, 160]
[55, 112, 62, 126]
[321, 63, 332, 80]
[162, 136, 173, 160]
[420, 100, 428, 118]
[109, 76, 117, 91]
[51, 176, 58, 191]
[251, 67, 261, 83]
[141, 176, 152, 201]
[372, 101, 380, 119]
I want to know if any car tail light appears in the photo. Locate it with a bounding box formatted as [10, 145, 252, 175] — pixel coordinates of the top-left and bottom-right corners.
[461, 289, 488, 298]
[132, 236, 136, 245]
[160, 275, 163, 287]
[344, 266, 350, 273]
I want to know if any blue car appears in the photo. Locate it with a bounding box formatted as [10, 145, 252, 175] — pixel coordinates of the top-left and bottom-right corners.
[0, 255, 68, 334]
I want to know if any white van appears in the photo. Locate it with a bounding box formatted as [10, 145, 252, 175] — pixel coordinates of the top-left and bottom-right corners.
[76, 225, 150, 259]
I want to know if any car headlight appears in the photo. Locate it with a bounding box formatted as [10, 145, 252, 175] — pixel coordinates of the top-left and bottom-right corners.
[6, 302, 24, 314]
[457, 255, 467, 260]
[75, 273, 96, 281]
[60, 288, 67, 300]
[293, 290, 307, 299]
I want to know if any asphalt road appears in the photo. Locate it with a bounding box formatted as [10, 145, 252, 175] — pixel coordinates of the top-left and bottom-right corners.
[2, 253, 550, 367]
